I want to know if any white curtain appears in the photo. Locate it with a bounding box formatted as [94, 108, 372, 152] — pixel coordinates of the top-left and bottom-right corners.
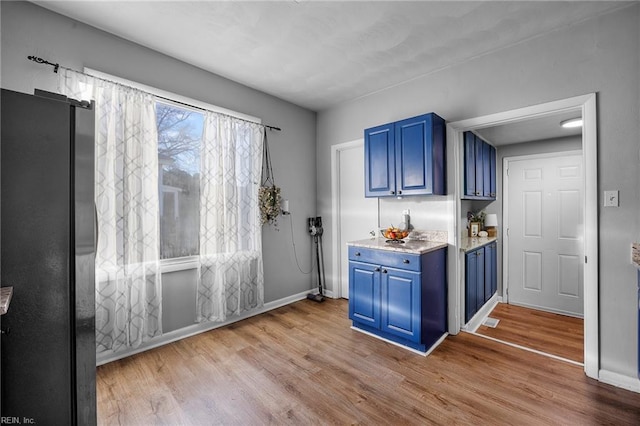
[197, 112, 264, 322]
[59, 69, 162, 353]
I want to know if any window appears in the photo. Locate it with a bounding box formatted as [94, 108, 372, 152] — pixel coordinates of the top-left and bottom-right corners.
[83, 68, 262, 265]
[156, 101, 204, 259]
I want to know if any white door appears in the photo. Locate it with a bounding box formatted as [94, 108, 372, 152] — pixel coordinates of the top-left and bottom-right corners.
[506, 152, 584, 317]
[337, 143, 378, 299]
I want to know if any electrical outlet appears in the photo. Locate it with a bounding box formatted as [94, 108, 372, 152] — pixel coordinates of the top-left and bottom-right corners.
[604, 190, 619, 207]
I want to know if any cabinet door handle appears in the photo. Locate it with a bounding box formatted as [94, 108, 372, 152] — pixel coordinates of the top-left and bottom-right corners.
[390, 190, 395, 195]
[398, 190, 402, 195]
[382, 269, 388, 274]
[403, 259, 410, 264]
[375, 267, 381, 272]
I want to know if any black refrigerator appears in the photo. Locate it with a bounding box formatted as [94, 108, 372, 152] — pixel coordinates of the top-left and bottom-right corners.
[1, 88, 96, 425]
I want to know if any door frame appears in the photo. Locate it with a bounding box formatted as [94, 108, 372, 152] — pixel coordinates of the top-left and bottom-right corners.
[446, 93, 598, 379]
[331, 138, 375, 299]
[503, 150, 584, 317]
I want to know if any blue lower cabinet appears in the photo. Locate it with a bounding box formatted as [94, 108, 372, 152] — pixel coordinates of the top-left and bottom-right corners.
[465, 249, 479, 322]
[465, 241, 497, 324]
[485, 242, 497, 301]
[381, 267, 421, 342]
[349, 261, 381, 329]
[348, 246, 447, 353]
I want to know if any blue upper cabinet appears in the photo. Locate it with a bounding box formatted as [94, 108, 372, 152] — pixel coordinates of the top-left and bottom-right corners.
[364, 123, 395, 197]
[463, 131, 496, 200]
[365, 113, 446, 198]
[464, 131, 477, 198]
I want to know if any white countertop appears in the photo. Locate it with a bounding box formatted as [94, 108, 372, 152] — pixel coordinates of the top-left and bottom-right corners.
[460, 236, 498, 252]
[348, 238, 447, 255]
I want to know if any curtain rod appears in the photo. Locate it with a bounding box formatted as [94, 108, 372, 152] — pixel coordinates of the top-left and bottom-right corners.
[27, 55, 282, 132]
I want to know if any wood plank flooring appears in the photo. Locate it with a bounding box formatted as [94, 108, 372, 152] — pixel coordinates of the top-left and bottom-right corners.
[97, 299, 640, 425]
[475, 302, 584, 363]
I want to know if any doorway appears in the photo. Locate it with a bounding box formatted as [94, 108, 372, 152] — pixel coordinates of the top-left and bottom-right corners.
[330, 140, 378, 299]
[447, 93, 598, 379]
[504, 151, 584, 317]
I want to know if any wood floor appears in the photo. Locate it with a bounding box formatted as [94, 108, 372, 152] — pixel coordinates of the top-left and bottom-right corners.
[97, 299, 640, 425]
[475, 302, 584, 363]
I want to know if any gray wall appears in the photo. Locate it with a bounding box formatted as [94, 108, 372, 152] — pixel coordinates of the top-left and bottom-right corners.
[0, 1, 317, 306]
[317, 5, 640, 378]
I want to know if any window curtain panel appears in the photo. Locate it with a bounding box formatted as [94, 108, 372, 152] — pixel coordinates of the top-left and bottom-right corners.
[58, 69, 162, 353]
[197, 112, 264, 322]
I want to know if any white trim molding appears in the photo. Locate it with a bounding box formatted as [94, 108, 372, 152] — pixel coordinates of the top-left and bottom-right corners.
[330, 138, 366, 299]
[598, 370, 640, 394]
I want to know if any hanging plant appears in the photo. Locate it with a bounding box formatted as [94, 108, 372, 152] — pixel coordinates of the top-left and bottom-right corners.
[259, 128, 282, 227]
[259, 185, 282, 226]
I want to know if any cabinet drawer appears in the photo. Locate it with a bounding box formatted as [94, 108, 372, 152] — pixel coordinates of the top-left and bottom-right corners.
[348, 246, 421, 272]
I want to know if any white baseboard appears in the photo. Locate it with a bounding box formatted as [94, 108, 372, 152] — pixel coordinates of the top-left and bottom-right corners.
[598, 369, 640, 393]
[96, 289, 312, 365]
[462, 294, 499, 333]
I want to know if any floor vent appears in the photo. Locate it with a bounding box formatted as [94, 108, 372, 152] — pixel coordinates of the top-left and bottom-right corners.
[483, 317, 500, 328]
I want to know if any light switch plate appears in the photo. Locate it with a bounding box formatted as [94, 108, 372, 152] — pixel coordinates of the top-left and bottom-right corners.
[604, 190, 619, 207]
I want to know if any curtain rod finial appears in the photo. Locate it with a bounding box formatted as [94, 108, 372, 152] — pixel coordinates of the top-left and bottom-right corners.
[27, 55, 60, 73]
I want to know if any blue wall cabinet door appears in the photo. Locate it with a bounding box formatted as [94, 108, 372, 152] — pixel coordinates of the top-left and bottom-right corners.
[380, 267, 421, 342]
[462, 132, 496, 200]
[364, 123, 395, 197]
[349, 261, 381, 328]
[482, 141, 492, 197]
[475, 134, 485, 197]
[464, 131, 477, 197]
[365, 113, 445, 198]
[394, 113, 446, 196]
[489, 144, 497, 198]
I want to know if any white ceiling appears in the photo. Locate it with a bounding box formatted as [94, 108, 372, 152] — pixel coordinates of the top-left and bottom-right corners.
[475, 110, 583, 146]
[34, 0, 628, 113]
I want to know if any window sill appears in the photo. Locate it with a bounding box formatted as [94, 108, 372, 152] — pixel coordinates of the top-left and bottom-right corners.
[161, 256, 199, 273]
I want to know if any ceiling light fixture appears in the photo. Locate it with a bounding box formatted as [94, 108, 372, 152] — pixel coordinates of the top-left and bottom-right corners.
[560, 118, 583, 128]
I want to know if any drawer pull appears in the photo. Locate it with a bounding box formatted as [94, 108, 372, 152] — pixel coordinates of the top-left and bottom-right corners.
[403, 259, 410, 264]
[354, 252, 361, 256]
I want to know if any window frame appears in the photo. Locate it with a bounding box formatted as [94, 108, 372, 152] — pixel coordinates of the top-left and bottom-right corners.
[84, 68, 262, 273]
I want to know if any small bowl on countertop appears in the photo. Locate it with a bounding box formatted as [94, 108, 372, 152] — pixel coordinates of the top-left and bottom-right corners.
[380, 228, 410, 243]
